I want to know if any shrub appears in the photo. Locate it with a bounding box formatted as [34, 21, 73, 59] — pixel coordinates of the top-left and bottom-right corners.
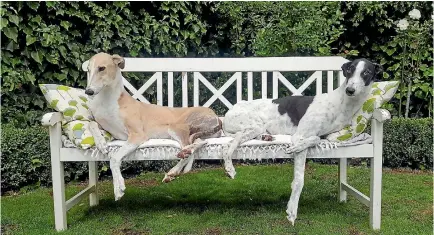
[1, 118, 432, 193]
[1, 124, 51, 192]
[381, 118, 433, 170]
[0, 124, 177, 193]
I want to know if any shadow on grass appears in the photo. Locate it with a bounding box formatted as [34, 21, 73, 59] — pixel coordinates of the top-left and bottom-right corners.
[84, 188, 356, 218]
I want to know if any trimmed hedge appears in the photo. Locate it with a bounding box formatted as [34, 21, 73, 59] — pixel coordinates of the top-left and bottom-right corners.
[0, 124, 177, 192]
[380, 118, 432, 170]
[1, 118, 432, 193]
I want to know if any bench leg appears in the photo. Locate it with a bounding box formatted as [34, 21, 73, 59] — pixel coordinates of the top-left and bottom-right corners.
[89, 161, 99, 206]
[50, 123, 67, 231]
[338, 158, 347, 202]
[370, 119, 383, 230]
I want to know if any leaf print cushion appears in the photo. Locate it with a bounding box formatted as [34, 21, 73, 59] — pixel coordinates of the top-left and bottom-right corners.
[63, 120, 113, 149]
[39, 84, 93, 123]
[326, 81, 399, 142]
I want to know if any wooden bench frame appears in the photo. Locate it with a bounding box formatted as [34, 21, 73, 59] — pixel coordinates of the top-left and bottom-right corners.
[41, 56, 389, 231]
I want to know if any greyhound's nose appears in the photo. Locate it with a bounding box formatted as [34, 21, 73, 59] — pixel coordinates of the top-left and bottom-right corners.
[345, 87, 355, 96]
[85, 89, 94, 96]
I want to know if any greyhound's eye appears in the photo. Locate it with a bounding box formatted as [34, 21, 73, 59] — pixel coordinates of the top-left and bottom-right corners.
[98, 66, 106, 72]
[363, 71, 371, 76]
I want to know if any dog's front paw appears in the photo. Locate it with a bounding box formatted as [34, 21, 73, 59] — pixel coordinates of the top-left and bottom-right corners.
[162, 174, 175, 183]
[286, 202, 298, 226]
[225, 165, 237, 179]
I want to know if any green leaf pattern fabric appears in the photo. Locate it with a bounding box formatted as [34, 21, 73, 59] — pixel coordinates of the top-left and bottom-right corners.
[326, 81, 399, 142]
[39, 84, 94, 123]
[39, 84, 113, 149]
[63, 120, 114, 149]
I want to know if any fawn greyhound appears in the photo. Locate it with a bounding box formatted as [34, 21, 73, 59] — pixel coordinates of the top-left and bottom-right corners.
[85, 52, 221, 200]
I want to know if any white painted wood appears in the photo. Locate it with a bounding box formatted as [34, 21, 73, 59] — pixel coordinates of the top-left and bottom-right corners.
[66, 185, 95, 211]
[60, 144, 373, 162]
[373, 109, 391, 122]
[273, 72, 279, 99]
[50, 122, 67, 231]
[341, 182, 370, 207]
[182, 72, 188, 107]
[123, 77, 148, 103]
[168, 72, 174, 107]
[339, 158, 348, 202]
[82, 57, 349, 72]
[41, 112, 63, 126]
[316, 71, 323, 95]
[157, 72, 163, 106]
[132, 73, 160, 102]
[370, 118, 384, 230]
[247, 72, 253, 101]
[297, 71, 321, 95]
[327, 71, 334, 93]
[196, 72, 237, 109]
[88, 161, 99, 207]
[237, 74, 242, 102]
[262, 72, 267, 99]
[194, 72, 199, 107]
[274, 72, 301, 96]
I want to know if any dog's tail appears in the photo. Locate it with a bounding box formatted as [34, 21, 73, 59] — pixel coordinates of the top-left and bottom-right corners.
[225, 131, 243, 159]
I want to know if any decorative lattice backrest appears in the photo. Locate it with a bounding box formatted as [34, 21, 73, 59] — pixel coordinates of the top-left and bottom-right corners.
[82, 57, 349, 110]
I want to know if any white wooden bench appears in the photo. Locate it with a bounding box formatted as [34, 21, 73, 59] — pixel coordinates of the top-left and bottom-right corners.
[41, 56, 389, 231]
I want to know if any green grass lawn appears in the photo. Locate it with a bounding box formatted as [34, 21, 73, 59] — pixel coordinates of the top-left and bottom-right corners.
[2, 163, 432, 235]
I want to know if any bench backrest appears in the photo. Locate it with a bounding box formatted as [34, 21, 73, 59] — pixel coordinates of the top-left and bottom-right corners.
[82, 56, 349, 109]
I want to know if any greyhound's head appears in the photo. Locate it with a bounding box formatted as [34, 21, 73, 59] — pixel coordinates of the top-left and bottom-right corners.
[85, 52, 125, 96]
[341, 58, 383, 97]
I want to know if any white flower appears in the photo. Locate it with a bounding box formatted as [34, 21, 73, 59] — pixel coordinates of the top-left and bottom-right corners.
[409, 9, 421, 20]
[397, 19, 409, 31]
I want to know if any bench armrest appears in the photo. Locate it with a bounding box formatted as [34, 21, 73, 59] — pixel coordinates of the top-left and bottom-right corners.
[41, 112, 63, 126]
[372, 109, 391, 123]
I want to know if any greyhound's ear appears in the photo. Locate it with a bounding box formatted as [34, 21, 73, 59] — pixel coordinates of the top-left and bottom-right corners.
[341, 61, 351, 71]
[112, 54, 125, 69]
[341, 61, 351, 76]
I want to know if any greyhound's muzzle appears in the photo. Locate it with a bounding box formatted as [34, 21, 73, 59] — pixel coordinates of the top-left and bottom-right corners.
[345, 87, 355, 96]
[85, 89, 94, 96]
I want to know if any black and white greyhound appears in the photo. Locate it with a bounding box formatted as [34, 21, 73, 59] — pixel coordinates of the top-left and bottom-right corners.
[221, 58, 383, 225]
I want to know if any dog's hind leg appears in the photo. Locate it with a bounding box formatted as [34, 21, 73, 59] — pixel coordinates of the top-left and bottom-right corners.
[182, 138, 207, 173]
[286, 149, 308, 225]
[162, 138, 206, 183]
[162, 126, 191, 183]
[223, 127, 265, 179]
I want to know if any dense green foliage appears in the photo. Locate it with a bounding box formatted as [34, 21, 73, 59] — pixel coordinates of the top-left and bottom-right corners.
[381, 118, 433, 170]
[2, 118, 432, 192]
[336, 2, 433, 118]
[1, 2, 433, 127]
